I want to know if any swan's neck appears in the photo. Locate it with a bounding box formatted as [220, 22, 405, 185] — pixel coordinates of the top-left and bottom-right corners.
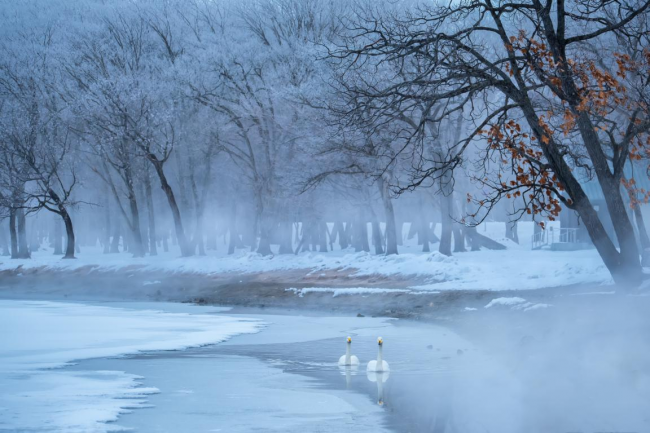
[377, 345, 383, 366]
[345, 343, 351, 364]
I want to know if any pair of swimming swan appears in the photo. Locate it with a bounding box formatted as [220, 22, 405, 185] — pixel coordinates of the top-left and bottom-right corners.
[338, 336, 390, 372]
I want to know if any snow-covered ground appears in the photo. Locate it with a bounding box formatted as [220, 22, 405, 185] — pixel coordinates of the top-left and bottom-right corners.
[0, 222, 612, 291]
[0, 300, 262, 432]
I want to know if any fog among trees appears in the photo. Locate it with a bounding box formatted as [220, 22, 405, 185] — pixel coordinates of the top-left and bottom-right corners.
[1, 0, 648, 286]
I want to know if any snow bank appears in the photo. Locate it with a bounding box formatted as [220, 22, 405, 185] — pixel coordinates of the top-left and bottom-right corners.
[0, 222, 612, 291]
[484, 297, 552, 311]
[0, 300, 262, 432]
[285, 287, 412, 297]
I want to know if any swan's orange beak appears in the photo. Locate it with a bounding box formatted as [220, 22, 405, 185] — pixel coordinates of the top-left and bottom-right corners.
[378, 337, 383, 345]
[347, 336, 352, 343]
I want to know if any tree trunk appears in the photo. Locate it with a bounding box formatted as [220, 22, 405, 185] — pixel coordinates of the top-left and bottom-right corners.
[439, 193, 453, 256]
[368, 200, 384, 255]
[278, 221, 293, 254]
[139, 182, 150, 256]
[188, 158, 206, 256]
[464, 226, 481, 251]
[371, 221, 384, 255]
[45, 189, 76, 259]
[9, 209, 18, 259]
[334, 221, 349, 249]
[318, 221, 329, 253]
[126, 191, 144, 258]
[110, 222, 121, 253]
[505, 221, 519, 244]
[0, 221, 9, 256]
[61, 209, 76, 259]
[16, 208, 30, 258]
[378, 176, 398, 255]
[255, 193, 273, 256]
[103, 194, 111, 254]
[144, 172, 158, 256]
[633, 207, 650, 266]
[420, 219, 430, 253]
[228, 227, 237, 255]
[565, 188, 633, 283]
[352, 217, 369, 253]
[344, 221, 353, 249]
[520, 100, 642, 286]
[438, 163, 455, 256]
[330, 221, 340, 248]
[29, 220, 40, 253]
[206, 225, 218, 251]
[228, 203, 243, 255]
[452, 198, 466, 252]
[257, 223, 273, 255]
[452, 225, 465, 252]
[354, 212, 370, 253]
[307, 220, 318, 251]
[53, 218, 63, 255]
[576, 110, 641, 283]
[149, 157, 191, 257]
[162, 232, 169, 252]
[569, 180, 641, 286]
[465, 228, 507, 250]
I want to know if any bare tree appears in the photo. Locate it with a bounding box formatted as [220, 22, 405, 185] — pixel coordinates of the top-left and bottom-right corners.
[333, 0, 650, 285]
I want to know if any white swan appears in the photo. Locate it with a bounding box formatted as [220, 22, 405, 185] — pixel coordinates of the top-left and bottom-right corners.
[338, 336, 360, 366]
[367, 337, 390, 372]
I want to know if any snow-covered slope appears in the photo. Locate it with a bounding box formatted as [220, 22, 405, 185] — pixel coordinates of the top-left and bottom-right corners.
[0, 222, 612, 291]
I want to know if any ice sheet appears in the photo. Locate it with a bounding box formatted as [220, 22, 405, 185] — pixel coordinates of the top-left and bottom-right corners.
[0, 300, 262, 432]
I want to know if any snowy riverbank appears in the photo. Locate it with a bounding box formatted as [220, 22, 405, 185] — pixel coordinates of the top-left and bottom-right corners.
[0, 241, 611, 292]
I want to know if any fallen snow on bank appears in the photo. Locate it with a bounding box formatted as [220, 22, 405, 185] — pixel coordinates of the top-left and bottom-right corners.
[0, 300, 262, 432]
[0, 222, 611, 291]
[0, 246, 611, 292]
[286, 287, 413, 297]
[484, 297, 552, 311]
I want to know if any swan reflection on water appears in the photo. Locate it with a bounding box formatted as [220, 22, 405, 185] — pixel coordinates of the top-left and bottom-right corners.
[367, 370, 390, 406]
[366, 337, 390, 406]
[339, 364, 359, 389]
[336, 336, 391, 405]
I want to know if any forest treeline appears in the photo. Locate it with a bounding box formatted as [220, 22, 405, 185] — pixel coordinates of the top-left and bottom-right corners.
[0, 0, 648, 285]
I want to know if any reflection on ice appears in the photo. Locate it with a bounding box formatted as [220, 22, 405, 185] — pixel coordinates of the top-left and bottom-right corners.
[367, 370, 390, 406]
[339, 364, 359, 389]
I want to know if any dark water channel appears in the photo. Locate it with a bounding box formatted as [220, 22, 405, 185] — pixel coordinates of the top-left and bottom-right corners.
[70, 301, 650, 433]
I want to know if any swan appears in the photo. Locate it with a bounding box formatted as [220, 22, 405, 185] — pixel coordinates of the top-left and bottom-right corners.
[367, 337, 390, 372]
[338, 336, 360, 366]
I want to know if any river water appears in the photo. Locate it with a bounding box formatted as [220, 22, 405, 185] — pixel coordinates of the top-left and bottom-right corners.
[6, 298, 650, 432]
[67, 306, 477, 433]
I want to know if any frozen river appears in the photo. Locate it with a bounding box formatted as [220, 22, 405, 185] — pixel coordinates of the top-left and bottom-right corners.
[70, 309, 477, 433]
[2, 297, 650, 432]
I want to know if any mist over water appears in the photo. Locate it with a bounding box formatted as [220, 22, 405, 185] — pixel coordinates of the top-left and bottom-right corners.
[50, 295, 650, 433]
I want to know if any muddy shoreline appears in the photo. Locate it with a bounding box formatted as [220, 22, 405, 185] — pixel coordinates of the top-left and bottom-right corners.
[0, 265, 609, 321]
